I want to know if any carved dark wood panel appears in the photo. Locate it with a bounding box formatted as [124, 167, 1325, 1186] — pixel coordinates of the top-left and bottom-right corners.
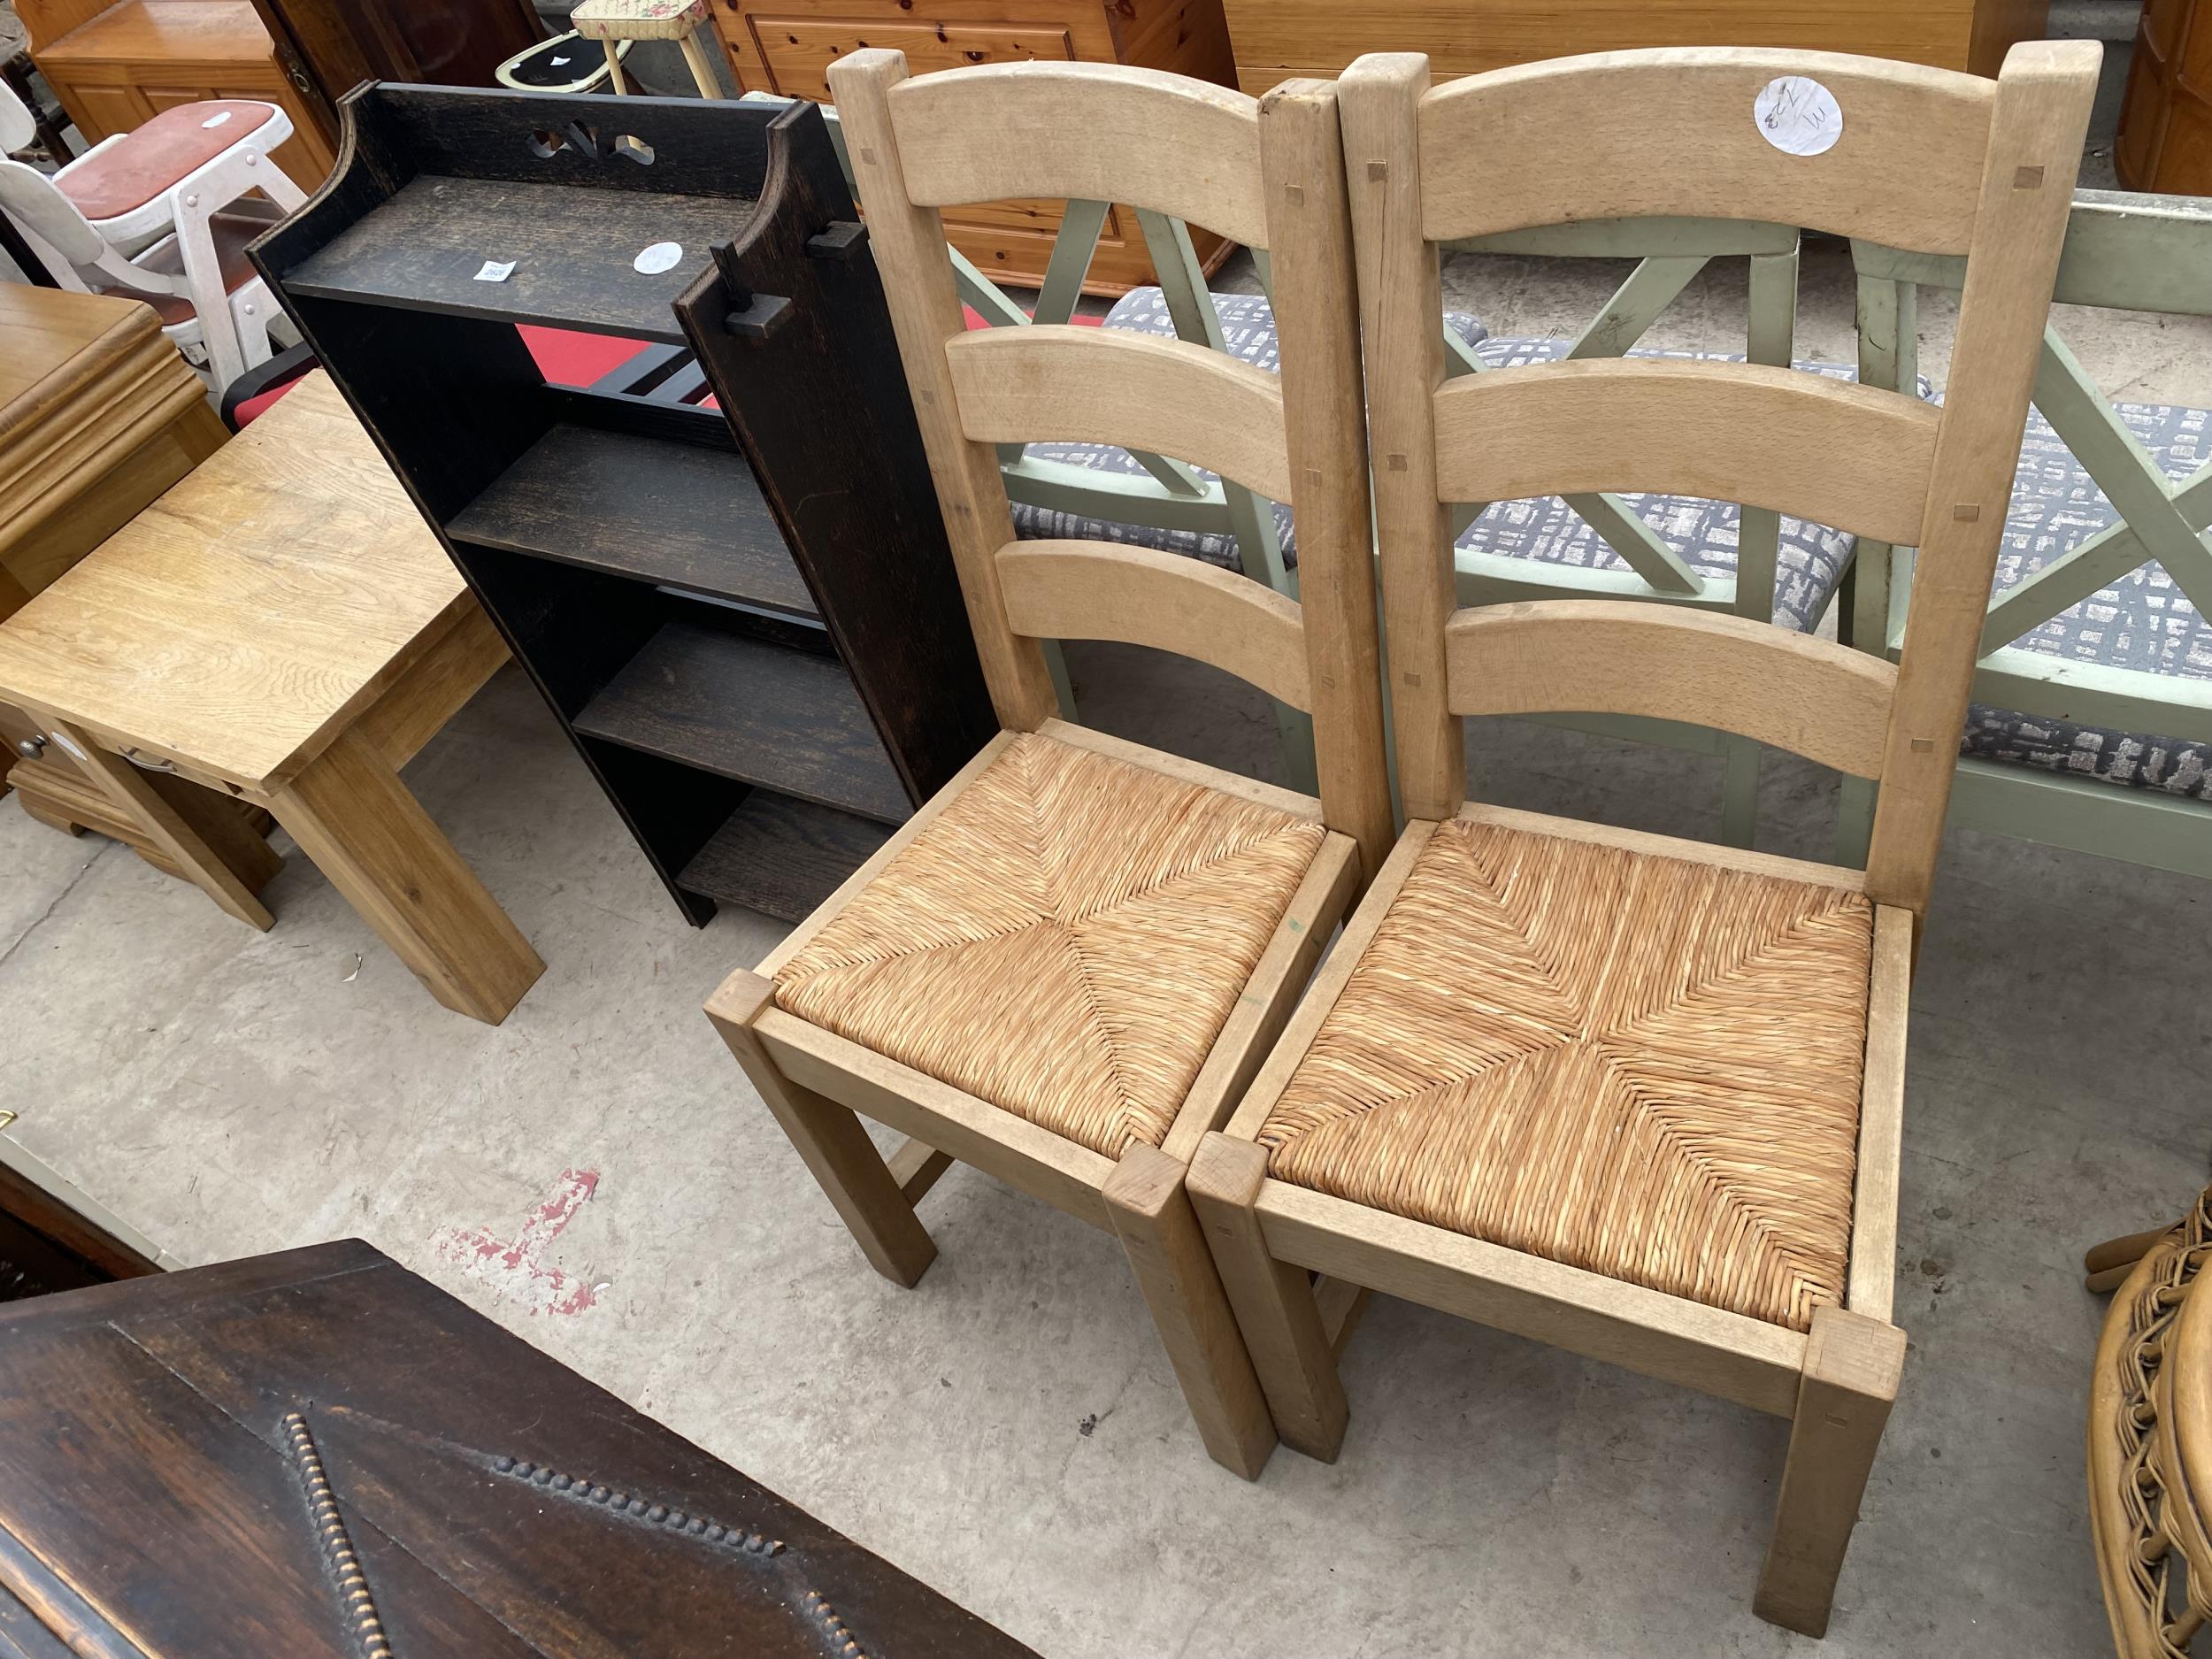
[0, 1241, 1037, 1659]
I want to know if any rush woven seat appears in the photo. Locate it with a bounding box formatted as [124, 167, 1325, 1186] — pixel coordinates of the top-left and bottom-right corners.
[1257, 817, 1875, 1330]
[773, 733, 1327, 1160]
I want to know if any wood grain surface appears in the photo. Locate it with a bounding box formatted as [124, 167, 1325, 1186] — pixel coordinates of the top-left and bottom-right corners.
[448, 422, 818, 618]
[572, 620, 910, 822]
[0, 373, 479, 794]
[0, 1240, 1038, 1657]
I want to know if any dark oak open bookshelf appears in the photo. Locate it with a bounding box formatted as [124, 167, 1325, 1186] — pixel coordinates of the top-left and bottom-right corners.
[254, 85, 995, 925]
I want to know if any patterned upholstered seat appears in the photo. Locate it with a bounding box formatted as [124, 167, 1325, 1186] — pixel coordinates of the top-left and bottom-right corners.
[1010, 289, 1485, 572]
[1966, 399, 2211, 799]
[772, 733, 1327, 1160]
[1015, 302, 1909, 634]
[571, 0, 710, 39]
[1257, 815, 1874, 1332]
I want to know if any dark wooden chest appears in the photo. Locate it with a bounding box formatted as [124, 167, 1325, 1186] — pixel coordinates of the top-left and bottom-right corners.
[0, 1240, 1035, 1659]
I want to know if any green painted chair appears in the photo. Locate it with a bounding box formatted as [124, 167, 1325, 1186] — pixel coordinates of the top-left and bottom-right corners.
[1839, 189, 2212, 877]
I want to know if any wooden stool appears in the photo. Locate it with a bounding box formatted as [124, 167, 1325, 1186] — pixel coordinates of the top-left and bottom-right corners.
[2087, 1187, 2212, 1655]
[570, 0, 723, 99]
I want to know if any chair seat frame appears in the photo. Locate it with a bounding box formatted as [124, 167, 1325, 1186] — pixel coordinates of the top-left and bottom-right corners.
[708, 721, 1363, 1477]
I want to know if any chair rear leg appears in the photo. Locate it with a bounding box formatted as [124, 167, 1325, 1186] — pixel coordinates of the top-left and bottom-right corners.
[1186, 1133, 1350, 1463]
[1103, 1143, 1275, 1479]
[1755, 1304, 1908, 1638]
[706, 970, 935, 1287]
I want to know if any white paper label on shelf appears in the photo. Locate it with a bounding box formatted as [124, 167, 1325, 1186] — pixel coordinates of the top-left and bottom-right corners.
[201, 110, 234, 129]
[1753, 76, 1842, 157]
[634, 241, 683, 275]
[475, 260, 517, 282]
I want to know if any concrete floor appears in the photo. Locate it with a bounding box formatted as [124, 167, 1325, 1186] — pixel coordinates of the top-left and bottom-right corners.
[5, 44, 2210, 1659]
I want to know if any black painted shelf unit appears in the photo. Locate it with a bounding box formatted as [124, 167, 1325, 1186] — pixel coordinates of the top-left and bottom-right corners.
[253, 86, 996, 925]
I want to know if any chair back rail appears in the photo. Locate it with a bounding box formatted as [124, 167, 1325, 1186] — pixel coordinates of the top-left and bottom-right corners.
[1417, 49, 1996, 254]
[1344, 43, 2100, 919]
[946, 326, 1293, 503]
[828, 50, 1394, 872]
[884, 63, 1268, 250]
[1430, 357, 1939, 546]
[1444, 602, 1898, 780]
[999, 542, 1310, 710]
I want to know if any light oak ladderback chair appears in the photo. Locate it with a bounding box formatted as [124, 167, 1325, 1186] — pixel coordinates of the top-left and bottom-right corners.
[704, 52, 1392, 1478]
[1186, 43, 2098, 1632]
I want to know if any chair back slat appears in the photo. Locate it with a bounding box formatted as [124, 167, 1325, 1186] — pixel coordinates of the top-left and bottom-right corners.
[999, 542, 1310, 709]
[830, 50, 1394, 872]
[886, 62, 1269, 249]
[1431, 358, 1938, 546]
[1418, 49, 1996, 255]
[946, 326, 1293, 503]
[1345, 42, 2101, 917]
[1445, 602, 1899, 780]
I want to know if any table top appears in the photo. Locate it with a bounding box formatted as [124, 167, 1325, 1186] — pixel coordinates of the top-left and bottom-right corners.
[0, 1240, 1036, 1659]
[0, 372, 472, 793]
[0, 284, 161, 426]
[36, 0, 274, 65]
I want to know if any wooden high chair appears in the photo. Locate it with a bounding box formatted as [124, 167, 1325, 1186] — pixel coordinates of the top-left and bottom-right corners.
[1185, 42, 2098, 1634]
[703, 53, 1393, 1478]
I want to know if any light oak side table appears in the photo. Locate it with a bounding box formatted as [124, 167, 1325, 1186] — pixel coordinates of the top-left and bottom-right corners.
[0, 371, 542, 1024]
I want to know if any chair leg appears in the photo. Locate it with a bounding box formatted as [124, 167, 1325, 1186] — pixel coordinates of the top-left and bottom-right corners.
[1186, 1133, 1350, 1463]
[679, 23, 726, 98]
[2084, 1224, 2170, 1292]
[705, 970, 936, 1288]
[601, 39, 629, 95]
[1102, 1143, 1275, 1479]
[171, 203, 247, 393]
[1755, 1305, 1908, 1638]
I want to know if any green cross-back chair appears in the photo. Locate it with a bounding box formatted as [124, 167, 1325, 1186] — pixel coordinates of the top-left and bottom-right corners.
[1838, 189, 2212, 877]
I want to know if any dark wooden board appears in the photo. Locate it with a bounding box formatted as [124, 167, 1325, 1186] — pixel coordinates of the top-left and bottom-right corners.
[0, 1161, 158, 1288]
[448, 423, 818, 618]
[0, 1240, 1040, 1659]
[679, 103, 999, 809]
[680, 790, 891, 923]
[283, 175, 759, 342]
[574, 622, 909, 823]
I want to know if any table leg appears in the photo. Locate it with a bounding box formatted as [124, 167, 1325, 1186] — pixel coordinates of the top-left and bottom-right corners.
[265, 729, 543, 1024]
[50, 723, 275, 931]
[601, 38, 629, 95]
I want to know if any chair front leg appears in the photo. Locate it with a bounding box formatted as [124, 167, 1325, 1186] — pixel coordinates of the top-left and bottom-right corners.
[1754, 1304, 1908, 1638]
[1102, 1142, 1275, 1479]
[1186, 1133, 1350, 1463]
[706, 970, 935, 1287]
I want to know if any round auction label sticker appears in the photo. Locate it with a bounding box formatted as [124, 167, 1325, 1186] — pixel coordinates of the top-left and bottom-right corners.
[1753, 76, 1843, 157]
[634, 241, 684, 275]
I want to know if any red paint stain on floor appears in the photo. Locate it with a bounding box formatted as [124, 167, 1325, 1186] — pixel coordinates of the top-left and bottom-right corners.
[433, 1168, 605, 1317]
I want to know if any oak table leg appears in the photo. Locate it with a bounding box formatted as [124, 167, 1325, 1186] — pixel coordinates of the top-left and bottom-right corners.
[265, 729, 542, 1025]
[51, 722, 276, 932]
